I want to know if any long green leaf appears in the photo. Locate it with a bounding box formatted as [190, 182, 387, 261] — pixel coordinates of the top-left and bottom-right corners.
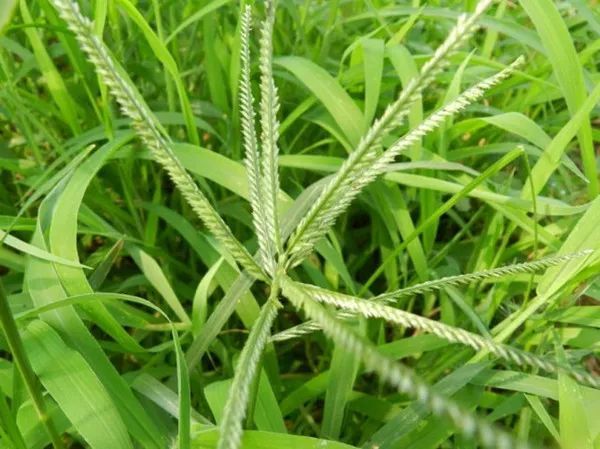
[275, 56, 365, 147]
[519, 0, 598, 197]
[22, 320, 133, 449]
[0, 231, 88, 268]
[166, 0, 232, 43]
[18, 0, 80, 133]
[191, 426, 357, 449]
[0, 0, 16, 34]
[113, 0, 199, 145]
[556, 342, 593, 449]
[26, 229, 165, 448]
[523, 82, 600, 199]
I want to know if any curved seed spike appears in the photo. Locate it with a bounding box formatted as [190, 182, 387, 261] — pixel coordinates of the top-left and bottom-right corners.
[272, 251, 589, 339]
[281, 277, 530, 449]
[272, 251, 590, 358]
[288, 56, 523, 265]
[376, 250, 593, 301]
[49, 0, 266, 281]
[290, 280, 600, 389]
[286, 0, 497, 264]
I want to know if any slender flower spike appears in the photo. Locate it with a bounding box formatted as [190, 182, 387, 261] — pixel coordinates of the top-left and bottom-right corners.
[272, 250, 592, 342]
[375, 250, 592, 301]
[287, 56, 524, 266]
[216, 289, 281, 449]
[238, 1, 282, 276]
[258, 0, 283, 266]
[239, 6, 275, 275]
[280, 277, 531, 449]
[49, 0, 266, 281]
[285, 0, 497, 265]
[288, 279, 600, 389]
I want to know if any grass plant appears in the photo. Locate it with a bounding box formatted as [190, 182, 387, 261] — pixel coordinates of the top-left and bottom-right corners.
[0, 1, 599, 449]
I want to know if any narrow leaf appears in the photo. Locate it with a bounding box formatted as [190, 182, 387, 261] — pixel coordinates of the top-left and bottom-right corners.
[22, 320, 133, 449]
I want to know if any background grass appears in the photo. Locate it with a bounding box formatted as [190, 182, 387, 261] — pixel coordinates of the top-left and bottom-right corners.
[0, 1, 599, 448]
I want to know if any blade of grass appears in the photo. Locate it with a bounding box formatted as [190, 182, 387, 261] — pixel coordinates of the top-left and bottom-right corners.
[519, 0, 598, 198]
[165, 0, 231, 44]
[22, 320, 133, 449]
[190, 426, 358, 449]
[0, 282, 65, 449]
[321, 336, 360, 440]
[362, 38, 384, 127]
[0, 230, 89, 268]
[275, 56, 365, 147]
[361, 147, 524, 294]
[17, 291, 193, 449]
[18, 0, 80, 134]
[524, 395, 559, 444]
[113, 0, 199, 145]
[555, 339, 594, 449]
[88, 239, 124, 290]
[522, 81, 600, 199]
[25, 229, 167, 448]
[0, 0, 16, 33]
[127, 246, 190, 324]
[42, 137, 151, 350]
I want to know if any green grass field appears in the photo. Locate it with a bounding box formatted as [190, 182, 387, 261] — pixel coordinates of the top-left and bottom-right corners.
[0, 1, 599, 448]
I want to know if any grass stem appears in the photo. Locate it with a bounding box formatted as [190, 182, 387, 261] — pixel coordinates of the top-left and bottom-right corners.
[0, 280, 66, 449]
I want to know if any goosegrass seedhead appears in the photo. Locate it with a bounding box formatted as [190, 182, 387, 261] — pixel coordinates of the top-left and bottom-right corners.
[44, 0, 599, 448]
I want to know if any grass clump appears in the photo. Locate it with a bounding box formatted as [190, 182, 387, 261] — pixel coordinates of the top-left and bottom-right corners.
[0, 1, 599, 449]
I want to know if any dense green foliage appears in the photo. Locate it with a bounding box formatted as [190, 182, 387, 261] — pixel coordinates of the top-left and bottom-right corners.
[0, 1, 599, 449]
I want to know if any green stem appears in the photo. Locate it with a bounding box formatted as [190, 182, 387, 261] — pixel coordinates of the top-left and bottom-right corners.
[0, 388, 27, 449]
[0, 281, 65, 449]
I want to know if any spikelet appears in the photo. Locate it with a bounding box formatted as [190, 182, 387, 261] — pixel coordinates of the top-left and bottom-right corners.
[281, 277, 529, 449]
[49, 0, 266, 281]
[285, 0, 498, 264]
